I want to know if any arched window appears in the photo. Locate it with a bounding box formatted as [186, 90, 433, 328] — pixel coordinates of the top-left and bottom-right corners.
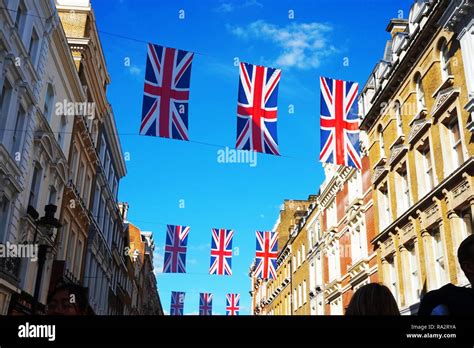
[440, 41, 451, 81]
[415, 74, 425, 112]
[394, 101, 402, 136]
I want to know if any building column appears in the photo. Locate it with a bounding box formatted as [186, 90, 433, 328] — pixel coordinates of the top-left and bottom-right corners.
[398, 244, 409, 308]
[421, 229, 435, 291]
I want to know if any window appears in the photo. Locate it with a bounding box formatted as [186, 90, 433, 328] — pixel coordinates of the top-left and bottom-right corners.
[0, 196, 11, 243]
[99, 136, 106, 163]
[351, 225, 366, 263]
[415, 74, 426, 112]
[420, 144, 434, 195]
[303, 280, 307, 304]
[293, 288, 297, 310]
[28, 28, 40, 67]
[28, 164, 42, 209]
[327, 200, 337, 228]
[378, 126, 385, 158]
[84, 173, 92, 207]
[70, 146, 79, 183]
[406, 245, 419, 305]
[104, 152, 111, 178]
[14, 0, 27, 35]
[440, 41, 451, 81]
[395, 102, 403, 136]
[297, 249, 301, 267]
[11, 103, 26, 159]
[48, 186, 57, 205]
[76, 161, 85, 194]
[66, 229, 77, 271]
[378, 183, 391, 230]
[328, 243, 340, 282]
[74, 238, 84, 278]
[57, 115, 67, 150]
[298, 284, 302, 308]
[387, 257, 398, 303]
[57, 221, 69, 260]
[92, 185, 100, 218]
[432, 228, 448, 289]
[0, 80, 13, 141]
[44, 84, 55, 122]
[348, 171, 362, 204]
[396, 163, 411, 216]
[448, 117, 463, 169]
[302, 244, 306, 262]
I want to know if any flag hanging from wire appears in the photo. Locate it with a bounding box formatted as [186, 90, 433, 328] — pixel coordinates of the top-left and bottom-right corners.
[209, 228, 233, 276]
[140, 43, 194, 140]
[319, 76, 361, 169]
[163, 224, 190, 273]
[226, 294, 240, 316]
[199, 293, 213, 316]
[170, 291, 185, 315]
[236, 62, 281, 155]
[255, 231, 278, 280]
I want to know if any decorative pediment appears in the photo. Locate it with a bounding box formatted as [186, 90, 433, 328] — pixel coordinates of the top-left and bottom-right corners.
[388, 144, 408, 167]
[430, 87, 459, 119]
[372, 165, 388, 186]
[408, 118, 431, 145]
[408, 0, 430, 35]
[392, 32, 409, 55]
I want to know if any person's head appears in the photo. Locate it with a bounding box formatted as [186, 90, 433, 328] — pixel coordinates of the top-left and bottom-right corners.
[345, 283, 400, 315]
[458, 234, 474, 286]
[47, 283, 88, 315]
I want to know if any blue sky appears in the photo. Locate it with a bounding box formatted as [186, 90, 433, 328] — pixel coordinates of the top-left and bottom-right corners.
[91, 0, 413, 315]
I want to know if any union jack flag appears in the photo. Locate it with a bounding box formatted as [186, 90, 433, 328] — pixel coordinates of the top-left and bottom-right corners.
[236, 62, 281, 155]
[226, 294, 240, 316]
[199, 293, 213, 316]
[319, 76, 361, 169]
[163, 224, 190, 273]
[170, 291, 185, 316]
[209, 228, 233, 276]
[254, 231, 278, 280]
[140, 43, 194, 140]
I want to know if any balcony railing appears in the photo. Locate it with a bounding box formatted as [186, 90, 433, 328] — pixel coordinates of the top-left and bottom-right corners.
[0, 256, 21, 286]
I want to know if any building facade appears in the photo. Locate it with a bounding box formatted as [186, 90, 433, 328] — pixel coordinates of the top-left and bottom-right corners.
[55, 0, 127, 314]
[360, 0, 473, 314]
[1, 0, 86, 314]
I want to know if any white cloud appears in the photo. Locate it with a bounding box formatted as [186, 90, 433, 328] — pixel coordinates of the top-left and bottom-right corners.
[153, 247, 164, 275]
[215, 0, 262, 13]
[129, 65, 142, 76]
[215, 2, 235, 13]
[229, 20, 337, 69]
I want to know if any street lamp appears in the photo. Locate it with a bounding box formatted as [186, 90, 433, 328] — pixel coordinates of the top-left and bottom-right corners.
[32, 204, 62, 315]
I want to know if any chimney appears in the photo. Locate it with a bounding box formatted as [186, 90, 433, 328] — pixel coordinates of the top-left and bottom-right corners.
[118, 202, 129, 222]
[386, 19, 408, 38]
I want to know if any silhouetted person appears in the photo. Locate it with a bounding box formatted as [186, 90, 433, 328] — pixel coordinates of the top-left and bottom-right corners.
[418, 234, 474, 316]
[345, 283, 400, 315]
[46, 283, 88, 315]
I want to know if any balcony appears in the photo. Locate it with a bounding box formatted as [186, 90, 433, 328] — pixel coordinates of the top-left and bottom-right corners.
[0, 256, 21, 286]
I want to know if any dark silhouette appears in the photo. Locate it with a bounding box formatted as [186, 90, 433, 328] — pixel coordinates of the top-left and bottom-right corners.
[46, 283, 89, 315]
[345, 283, 400, 315]
[418, 234, 474, 316]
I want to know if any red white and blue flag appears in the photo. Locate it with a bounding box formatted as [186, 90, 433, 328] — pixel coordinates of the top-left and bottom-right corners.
[319, 76, 361, 169]
[226, 294, 240, 316]
[236, 62, 281, 155]
[199, 293, 213, 316]
[140, 43, 194, 141]
[255, 231, 278, 280]
[170, 291, 185, 316]
[209, 228, 233, 276]
[163, 224, 190, 273]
